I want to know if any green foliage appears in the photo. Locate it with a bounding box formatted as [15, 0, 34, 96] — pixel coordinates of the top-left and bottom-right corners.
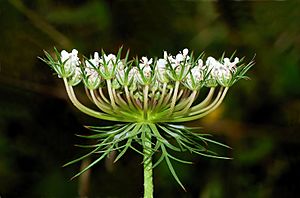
[66, 122, 231, 189]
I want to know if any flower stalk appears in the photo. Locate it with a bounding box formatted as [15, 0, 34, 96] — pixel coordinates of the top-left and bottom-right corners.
[143, 124, 153, 198]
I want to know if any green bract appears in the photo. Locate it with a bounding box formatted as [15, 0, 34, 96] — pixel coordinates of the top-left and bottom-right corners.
[40, 47, 254, 193]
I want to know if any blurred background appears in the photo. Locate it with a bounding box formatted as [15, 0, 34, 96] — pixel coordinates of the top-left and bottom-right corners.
[0, 0, 300, 197]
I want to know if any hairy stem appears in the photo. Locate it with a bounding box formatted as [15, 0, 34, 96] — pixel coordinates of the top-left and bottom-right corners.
[143, 124, 153, 198]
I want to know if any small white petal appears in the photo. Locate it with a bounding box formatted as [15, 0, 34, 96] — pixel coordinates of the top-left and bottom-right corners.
[234, 57, 239, 64]
[198, 59, 203, 67]
[141, 57, 148, 63]
[71, 49, 78, 55]
[206, 56, 216, 65]
[183, 48, 189, 56]
[223, 58, 230, 65]
[163, 51, 168, 59]
[176, 54, 184, 62]
[60, 50, 68, 61]
[157, 59, 167, 69]
[94, 52, 99, 60]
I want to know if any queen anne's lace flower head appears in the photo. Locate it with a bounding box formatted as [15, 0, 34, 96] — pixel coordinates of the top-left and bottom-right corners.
[42, 48, 252, 108]
[41, 47, 253, 192]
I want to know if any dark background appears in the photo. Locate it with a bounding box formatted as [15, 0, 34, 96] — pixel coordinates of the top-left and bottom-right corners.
[0, 0, 300, 197]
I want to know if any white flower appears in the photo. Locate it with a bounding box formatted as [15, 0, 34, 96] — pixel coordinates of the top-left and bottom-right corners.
[139, 57, 153, 81]
[175, 53, 184, 63]
[205, 56, 217, 70]
[212, 64, 232, 87]
[162, 51, 176, 68]
[162, 49, 191, 80]
[206, 57, 232, 87]
[203, 57, 220, 87]
[85, 52, 100, 68]
[175, 48, 190, 65]
[117, 61, 125, 71]
[156, 59, 167, 69]
[86, 71, 101, 89]
[191, 66, 203, 82]
[205, 56, 226, 77]
[205, 56, 235, 86]
[99, 53, 117, 75]
[140, 57, 153, 67]
[129, 67, 138, 82]
[143, 65, 152, 78]
[84, 56, 101, 89]
[116, 66, 136, 86]
[197, 59, 203, 68]
[175, 48, 190, 64]
[182, 48, 189, 57]
[60, 49, 80, 76]
[163, 51, 169, 60]
[223, 57, 239, 72]
[116, 69, 125, 81]
[102, 54, 117, 64]
[156, 59, 169, 83]
[185, 66, 203, 90]
[129, 67, 141, 86]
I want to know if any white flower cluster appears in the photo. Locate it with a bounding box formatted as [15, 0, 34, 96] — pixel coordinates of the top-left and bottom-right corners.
[41, 47, 253, 183]
[55, 48, 242, 90]
[82, 52, 123, 89]
[59, 49, 80, 78]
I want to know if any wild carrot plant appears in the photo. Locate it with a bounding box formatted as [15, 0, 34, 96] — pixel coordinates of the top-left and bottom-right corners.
[40, 47, 253, 198]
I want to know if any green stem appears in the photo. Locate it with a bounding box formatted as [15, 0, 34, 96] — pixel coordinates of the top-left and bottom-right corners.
[162, 87, 173, 107]
[143, 85, 149, 119]
[98, 88, 110, 104]
[190, 87, 215, 111]
[106, 79, 117, 110]
[143, 124, 153, 198]
[63, 78, 119, 121]
[155, 82, 167, 110]
[173, 90, 193, 112]
[189, 88, 223, 116]
[89, 90, 113, 114]
[172, 90, 197, 117]
[168, 81, 180, 116]
[170, 87, 229, 122]
[124, 86, 135, 109]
